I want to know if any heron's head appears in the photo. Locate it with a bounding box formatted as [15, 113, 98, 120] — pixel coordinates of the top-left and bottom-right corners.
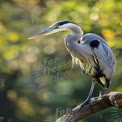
[28, 21, 77, 39]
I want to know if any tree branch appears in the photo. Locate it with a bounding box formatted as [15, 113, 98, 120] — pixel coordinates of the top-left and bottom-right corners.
[56, 92, 122, 122]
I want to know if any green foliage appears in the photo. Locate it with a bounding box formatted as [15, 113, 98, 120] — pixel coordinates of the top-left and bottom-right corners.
[0, 0, 122, 122]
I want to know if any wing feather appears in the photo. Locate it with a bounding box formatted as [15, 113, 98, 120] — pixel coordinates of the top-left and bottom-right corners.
[93, 42, 115, 80]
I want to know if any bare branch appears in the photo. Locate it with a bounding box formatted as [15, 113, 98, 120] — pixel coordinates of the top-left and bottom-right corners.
[56, 92, 122, 122]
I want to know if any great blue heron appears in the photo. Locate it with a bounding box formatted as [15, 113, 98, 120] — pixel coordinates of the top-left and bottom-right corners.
[28, 21, 115, 107]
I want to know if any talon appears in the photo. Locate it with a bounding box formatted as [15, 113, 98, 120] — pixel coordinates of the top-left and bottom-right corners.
[78, 99, 90, 112]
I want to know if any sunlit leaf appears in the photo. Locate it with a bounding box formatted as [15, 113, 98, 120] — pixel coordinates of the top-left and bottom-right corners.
[101, 29, 115, 39]
[8, 32, 19, 42]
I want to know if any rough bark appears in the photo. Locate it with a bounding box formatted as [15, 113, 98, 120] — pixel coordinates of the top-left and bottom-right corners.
[56, 92, 122, 122]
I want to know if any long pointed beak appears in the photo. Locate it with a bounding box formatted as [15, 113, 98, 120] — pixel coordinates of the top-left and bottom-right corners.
[28, 27, 54, 39]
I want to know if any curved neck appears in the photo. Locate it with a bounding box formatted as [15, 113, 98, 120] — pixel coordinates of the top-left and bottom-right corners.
[65, 23, 83, 37]
[69, 24, 83, 36]
[69, 24, 83, 41]
[65, 23, 83, 41]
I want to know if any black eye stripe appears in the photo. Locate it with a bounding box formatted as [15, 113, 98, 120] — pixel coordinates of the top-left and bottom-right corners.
[59, 21, 70, 26]
[57, 21, 76, 26]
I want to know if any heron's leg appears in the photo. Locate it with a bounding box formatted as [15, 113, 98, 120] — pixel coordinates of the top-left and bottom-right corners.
[79, 79, 96, 111]
[85, 79, 96, 103]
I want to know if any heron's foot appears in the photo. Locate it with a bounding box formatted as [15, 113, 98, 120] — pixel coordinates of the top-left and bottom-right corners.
[78, 99, 90, 112]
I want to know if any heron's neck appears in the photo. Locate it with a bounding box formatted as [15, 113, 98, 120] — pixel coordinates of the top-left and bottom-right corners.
[68, 24, 83, 41]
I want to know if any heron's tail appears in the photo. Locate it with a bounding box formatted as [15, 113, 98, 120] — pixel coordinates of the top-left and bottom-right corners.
[97, 76, 110, 89]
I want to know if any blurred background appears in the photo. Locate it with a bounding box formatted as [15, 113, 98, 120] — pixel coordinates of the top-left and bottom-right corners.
[0, 0, 122, 122]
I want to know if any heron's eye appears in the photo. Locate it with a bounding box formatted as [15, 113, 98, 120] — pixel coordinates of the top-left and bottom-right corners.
[77, 40, 80, 44]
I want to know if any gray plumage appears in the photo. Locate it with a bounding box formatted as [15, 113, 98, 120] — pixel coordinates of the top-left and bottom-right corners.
[65, 32, 115, 89]
[28, 20, 115, 105]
